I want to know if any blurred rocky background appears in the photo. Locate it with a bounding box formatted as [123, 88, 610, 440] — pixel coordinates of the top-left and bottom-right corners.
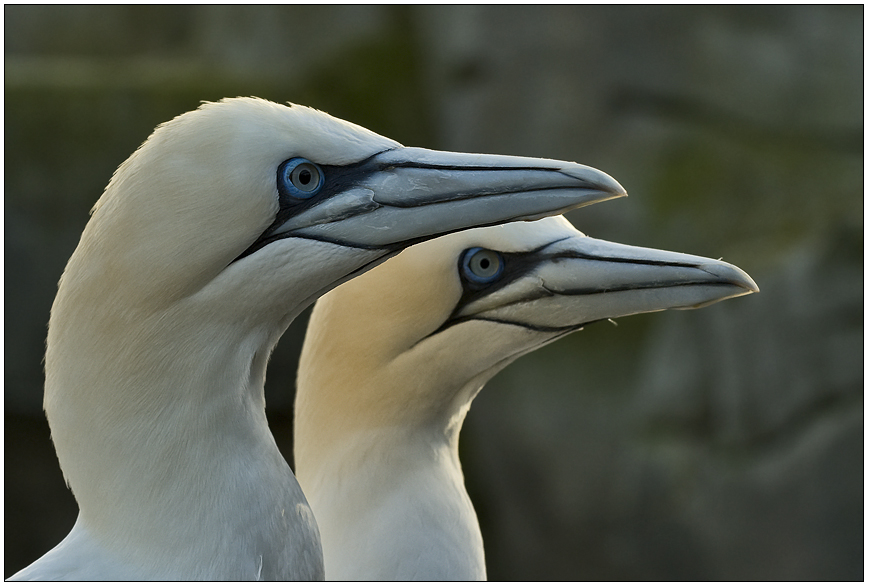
[4, 5, 862, 580]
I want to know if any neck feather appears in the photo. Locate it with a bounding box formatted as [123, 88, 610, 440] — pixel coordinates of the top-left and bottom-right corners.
[42, 278, 321, 579]
[299, 423, 486, 580]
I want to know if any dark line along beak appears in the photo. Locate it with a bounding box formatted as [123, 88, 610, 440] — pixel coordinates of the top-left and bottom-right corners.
[448, 235, 759, 333]
[264, 147, 627, 250]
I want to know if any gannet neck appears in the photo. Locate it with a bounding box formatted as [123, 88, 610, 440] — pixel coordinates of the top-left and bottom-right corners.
[36, 243, 323, 580]
[301, 421, 486, 581]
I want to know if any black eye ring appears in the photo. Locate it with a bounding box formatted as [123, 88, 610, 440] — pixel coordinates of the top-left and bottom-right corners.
[461, 248, 504, 284]
[277, 158, 324, 199]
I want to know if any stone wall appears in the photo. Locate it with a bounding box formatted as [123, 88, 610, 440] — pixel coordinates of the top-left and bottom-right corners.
[5, 5, 862, 579]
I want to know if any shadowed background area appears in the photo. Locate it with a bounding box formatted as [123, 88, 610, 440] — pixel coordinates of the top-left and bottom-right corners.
[4, 5, 862, 580]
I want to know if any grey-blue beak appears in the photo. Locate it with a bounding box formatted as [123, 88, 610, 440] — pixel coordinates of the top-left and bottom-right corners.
[449, 235, 758, 333]
[263, 147, 626, 250]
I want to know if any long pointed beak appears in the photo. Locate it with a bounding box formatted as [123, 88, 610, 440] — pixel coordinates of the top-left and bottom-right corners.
[452, 236, 758, 332]
[272, 147, 626, 249]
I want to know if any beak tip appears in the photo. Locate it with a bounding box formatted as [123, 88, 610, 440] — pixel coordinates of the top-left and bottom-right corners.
[703, 261, 759, 296]
[731, 267, 760, 296]
[605, 176, 628, 199]
[558, 161, 627, 199]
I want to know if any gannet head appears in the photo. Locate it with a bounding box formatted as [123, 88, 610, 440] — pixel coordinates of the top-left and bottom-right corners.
[295, 215, 758, 459]
[68, 97, 627, 327]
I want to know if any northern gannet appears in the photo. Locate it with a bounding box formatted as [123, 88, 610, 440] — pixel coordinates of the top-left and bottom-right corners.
[9, 98, 627, 580]
[294, 215, 758, 580]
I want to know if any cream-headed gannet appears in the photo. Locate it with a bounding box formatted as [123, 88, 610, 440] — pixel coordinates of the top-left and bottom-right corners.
[294, 215, 758, 580]
[9, 98, 627, 581]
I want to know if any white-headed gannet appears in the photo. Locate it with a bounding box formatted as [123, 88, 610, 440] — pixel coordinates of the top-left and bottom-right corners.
[294, 215, 758, 580]
[9, 98, 627, 580]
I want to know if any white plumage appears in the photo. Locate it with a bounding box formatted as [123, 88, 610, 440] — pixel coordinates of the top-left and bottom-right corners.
[294, 215, 758, 580]
[10, 98, 627, 580]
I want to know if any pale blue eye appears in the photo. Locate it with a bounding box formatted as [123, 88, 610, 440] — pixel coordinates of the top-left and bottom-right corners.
[461, 248, 504, 284]
[278, 158, 324, 199]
